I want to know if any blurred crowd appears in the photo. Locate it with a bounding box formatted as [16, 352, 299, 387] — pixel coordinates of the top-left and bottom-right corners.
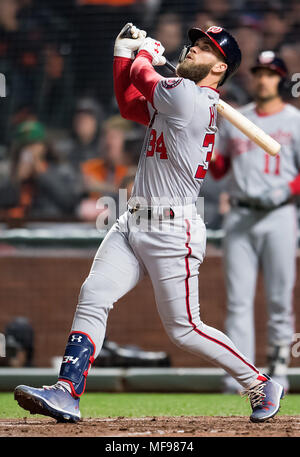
[0, 0, 299, 228]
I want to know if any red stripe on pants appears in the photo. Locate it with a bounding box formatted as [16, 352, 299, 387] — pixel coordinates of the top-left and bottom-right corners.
[184, 219, 259, 375]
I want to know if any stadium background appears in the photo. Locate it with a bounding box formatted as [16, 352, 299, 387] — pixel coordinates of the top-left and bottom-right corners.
[0, 0, 299, 389]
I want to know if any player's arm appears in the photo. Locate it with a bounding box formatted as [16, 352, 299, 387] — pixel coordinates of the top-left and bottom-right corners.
[289, 122, 300, 195]
[209, 151, 231, 179]
[129, 49, 163, 107]
[288, 173, 300, 195]
[113, 57, 151, 125]
[246, 170, 300, 211]
[113, 24, 151, 126]
[131, 38, 195, 122]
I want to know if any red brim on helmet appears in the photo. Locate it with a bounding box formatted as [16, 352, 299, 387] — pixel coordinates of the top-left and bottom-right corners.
[188, 28, 227, 59]
[250, 51, 288, 78]
[250, 64, 287, 78]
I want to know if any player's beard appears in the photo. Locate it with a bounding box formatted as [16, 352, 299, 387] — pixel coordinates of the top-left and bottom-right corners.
[176, 59, 213, 83]
[255, 85, 280, 103]
[255, 93, 280, 103]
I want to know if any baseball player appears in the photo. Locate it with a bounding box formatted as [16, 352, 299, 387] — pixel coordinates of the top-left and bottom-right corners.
[14, 25, 284, 423]
[209, 51, 300, 393]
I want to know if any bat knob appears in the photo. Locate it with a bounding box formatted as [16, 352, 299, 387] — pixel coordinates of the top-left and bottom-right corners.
[120, 24, 134, 39]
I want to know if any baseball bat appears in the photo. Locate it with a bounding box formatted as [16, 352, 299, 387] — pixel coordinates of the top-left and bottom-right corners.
[120, 24, 176, 73]
[120, 25, 281, 157]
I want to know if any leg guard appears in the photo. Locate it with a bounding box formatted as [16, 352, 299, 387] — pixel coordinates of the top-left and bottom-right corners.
[58, 332, 95, 397]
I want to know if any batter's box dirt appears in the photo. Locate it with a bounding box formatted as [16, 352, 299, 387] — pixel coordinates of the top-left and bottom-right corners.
[0, 416, 300, 437]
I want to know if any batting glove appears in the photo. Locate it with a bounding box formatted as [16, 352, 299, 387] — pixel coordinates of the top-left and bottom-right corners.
[249, 183, 292, 209]
[137, 37, 166, 66]
[114, 23, 147, 59]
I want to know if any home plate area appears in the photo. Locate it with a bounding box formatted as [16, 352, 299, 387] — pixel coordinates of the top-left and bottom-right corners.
[1, 416, 300, 437]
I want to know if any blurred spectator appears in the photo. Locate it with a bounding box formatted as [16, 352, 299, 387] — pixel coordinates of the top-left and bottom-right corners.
[0, 0, 44, 110]
[0, 0, 20, 61]
[285, 0, 300, 44]
[261, 7, 288, 51]
[72, 0, 143, 111]
[242, 0, 282, 15]
[0, 0, 74, 143]
[0, 120, 82, 221]
[159, 0, 199, 27]
[55, 98, 105, 169]
[227, 24, 263, 101]
[17, 0, 75, 129]
[153, 13, 184, 77]
[201, 0, 238, 30]
[77, 115, 138, 221]
[0, 0, 23, 144]
[192, 9, 215, 30]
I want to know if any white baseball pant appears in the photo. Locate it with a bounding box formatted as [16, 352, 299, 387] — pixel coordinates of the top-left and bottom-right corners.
[70, 205, 262, 388]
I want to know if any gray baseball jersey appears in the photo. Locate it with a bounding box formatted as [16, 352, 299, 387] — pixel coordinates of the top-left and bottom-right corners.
[215, 102, 300, 199]
[216, 102, 300, 392]
[130, 78, 219, 207]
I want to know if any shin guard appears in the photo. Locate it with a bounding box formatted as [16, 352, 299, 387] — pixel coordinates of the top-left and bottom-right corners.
[58, 332, 95, 397]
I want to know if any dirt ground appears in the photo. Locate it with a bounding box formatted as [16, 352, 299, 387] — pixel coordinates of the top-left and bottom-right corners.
[0, 415, 300, 437]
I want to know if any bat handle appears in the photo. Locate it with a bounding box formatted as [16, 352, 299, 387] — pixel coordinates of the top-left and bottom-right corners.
[165, 60, 176, 73]
[120, 24, 134, 39]
[120, 24, 177, 74]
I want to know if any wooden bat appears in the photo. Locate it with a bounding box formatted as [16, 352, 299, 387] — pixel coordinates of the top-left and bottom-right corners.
[120, 25, 281, 156]
[216, 99, 280, 156]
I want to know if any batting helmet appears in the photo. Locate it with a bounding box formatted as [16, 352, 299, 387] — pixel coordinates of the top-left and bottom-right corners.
[179, 26, 242, 86]
[250, 51, 289, 96]
[250, 51, 288, 78]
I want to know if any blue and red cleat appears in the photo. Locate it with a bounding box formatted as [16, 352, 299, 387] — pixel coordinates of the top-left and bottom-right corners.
[14, 384, 81, 423]
[243, 375, 284, 423]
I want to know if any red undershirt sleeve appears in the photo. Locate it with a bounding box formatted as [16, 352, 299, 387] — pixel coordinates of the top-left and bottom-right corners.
[130, 50, 163, 107]
[289, 173, 300, 195]
[113, 56, 151, 126]
[209, 152, 231, 179]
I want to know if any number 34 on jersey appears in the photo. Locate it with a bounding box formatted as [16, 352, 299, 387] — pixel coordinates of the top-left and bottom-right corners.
[146, 128, 215, 181]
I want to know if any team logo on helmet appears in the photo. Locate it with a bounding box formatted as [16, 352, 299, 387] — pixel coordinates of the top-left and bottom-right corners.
[258, 51, 276, 64]
[207, 26, 223, 33]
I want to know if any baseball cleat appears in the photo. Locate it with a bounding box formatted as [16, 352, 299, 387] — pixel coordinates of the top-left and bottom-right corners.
[268, 375, 289, 395]
[243, 375, 284, 423]
[14, 383, 81, 423]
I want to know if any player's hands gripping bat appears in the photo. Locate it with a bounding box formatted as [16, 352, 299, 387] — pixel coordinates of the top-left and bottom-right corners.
[137, 37, 166, 66]
[114, 23, 147, 59]
[119, 23, 172, 69]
